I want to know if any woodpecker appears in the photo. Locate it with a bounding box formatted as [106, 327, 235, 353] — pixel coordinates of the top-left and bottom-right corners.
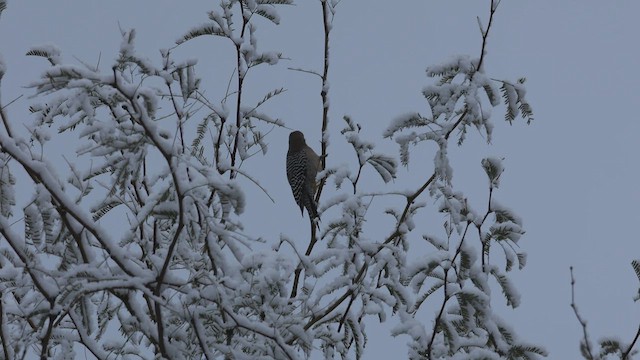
[286, 131, 320, 219]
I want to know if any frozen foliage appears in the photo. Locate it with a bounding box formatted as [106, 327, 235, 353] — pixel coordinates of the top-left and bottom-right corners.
[0, 0, 549, 359]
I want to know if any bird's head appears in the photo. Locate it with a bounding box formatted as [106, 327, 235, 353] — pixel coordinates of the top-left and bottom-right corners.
[289, 130, 306, 151]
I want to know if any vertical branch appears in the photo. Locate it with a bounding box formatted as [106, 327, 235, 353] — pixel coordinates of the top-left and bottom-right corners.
[477, 186, 493, 270]
[40, 313, 55, 360]
[230, 1, 249, 179]
[290, 219, 318, 298]
[425, 222, 471, 359]
[570, 267, 595, 360]
[154, 302, 168, 358]
[476, 0, 498, 72]
[290, 0, 334, 299]
[426, 272, 450, 360]
[166, 80, 192, 182]
[315, 0, 331, 202]
[215, 116, 227, 174]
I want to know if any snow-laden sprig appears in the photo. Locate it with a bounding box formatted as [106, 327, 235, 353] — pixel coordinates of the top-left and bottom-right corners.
[374, 4, 540, 356]
[481, 156, 504, 188]
[338, 116, 397, 192]
[385, 54, 535, 171]
[26, 43, 62, 66]
[391, 152, 541, 358]
[176, 0, 289, 63]
[176, 1, 289, 179]
[499, 78, 534, 124]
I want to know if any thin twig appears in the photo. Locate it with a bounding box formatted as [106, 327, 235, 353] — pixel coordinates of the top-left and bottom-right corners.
[0, 93, 23, 111]
[287, 67, 322, 79]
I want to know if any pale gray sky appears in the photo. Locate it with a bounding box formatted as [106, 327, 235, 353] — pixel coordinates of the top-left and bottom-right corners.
[1, 1, 639, 359]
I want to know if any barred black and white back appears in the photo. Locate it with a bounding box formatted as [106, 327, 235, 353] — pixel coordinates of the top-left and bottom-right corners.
[286, 131, 320, 219]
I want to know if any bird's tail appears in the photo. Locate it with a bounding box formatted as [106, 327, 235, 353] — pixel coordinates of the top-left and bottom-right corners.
[304, 192, 320, 221]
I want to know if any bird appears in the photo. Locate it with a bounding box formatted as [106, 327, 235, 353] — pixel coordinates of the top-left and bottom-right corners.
[286, 130, 320, 219]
